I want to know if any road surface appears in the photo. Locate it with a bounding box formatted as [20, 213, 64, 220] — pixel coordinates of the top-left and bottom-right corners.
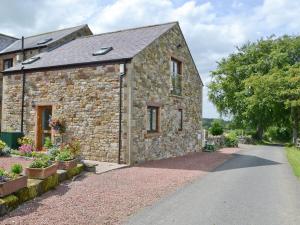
[126, 145, 300, 225]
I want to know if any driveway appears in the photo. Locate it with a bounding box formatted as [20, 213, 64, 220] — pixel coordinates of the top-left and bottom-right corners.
[126, 145, 300, 225]
[0, 148, 238, 225]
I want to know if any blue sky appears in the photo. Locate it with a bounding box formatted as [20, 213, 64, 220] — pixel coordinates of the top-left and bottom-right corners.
[1, 0, 300, 118]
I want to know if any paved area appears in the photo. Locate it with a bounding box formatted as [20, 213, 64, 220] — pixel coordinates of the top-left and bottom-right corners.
[82, 160, 128, 174]
[0, 156, 32, 171]
[0, 148, 238, 225]
[126, 145, 300, 225]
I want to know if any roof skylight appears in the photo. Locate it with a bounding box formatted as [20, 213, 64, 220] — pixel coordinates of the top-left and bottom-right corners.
[37, 38, 53, 45]
[22, 56, 40, 65]
[92, 47, 113, 56]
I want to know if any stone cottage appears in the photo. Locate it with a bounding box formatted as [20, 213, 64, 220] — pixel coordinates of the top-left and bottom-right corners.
[1, 22, 203, 164]
[0, 25, 92, 122]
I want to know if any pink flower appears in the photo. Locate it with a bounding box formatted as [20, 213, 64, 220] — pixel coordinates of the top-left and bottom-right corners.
[19, 144, 34, 155]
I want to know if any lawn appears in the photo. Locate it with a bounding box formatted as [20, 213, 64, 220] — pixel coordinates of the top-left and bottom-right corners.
[286, 147, 300, 178]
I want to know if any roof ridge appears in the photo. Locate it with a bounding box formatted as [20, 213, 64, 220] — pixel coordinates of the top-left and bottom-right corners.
[24, 24, 87, 39]
[79, 21, 178, 39]
[0, 33, 19, 40]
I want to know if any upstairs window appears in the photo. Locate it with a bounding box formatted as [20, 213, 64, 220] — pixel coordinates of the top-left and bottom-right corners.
[3, 58, 13, 70]
[37, 38, 53, 45]
[147, 106, 159, 133]
[170, 58, 182, 95]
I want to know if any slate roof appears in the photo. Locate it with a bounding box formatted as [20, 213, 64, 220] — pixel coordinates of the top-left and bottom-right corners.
[0, 34, 18, 52]
[0, 24, 88, 55]
[5, 22, 177, 72]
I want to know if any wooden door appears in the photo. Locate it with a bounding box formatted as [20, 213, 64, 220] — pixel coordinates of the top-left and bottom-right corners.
[36, 106, 52, 150]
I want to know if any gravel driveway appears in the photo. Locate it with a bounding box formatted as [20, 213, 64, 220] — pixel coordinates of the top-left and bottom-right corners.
[0, 148, 238, 225]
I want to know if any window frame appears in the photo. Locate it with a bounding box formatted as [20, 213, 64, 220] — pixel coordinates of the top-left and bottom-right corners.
[170, 57, 183, 96]
[3, 58, 13, 70]
[147, 105, 159, 133]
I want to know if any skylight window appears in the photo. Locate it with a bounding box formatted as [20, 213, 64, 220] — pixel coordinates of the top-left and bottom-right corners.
[37, 38, 53, 45]
[22, 56, 40, 65]
[92, 47, 113, 56]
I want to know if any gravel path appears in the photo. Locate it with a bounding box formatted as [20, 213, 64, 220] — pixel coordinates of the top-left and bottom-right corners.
[0, 148, 239, 225]
[0, 156, 32, 171]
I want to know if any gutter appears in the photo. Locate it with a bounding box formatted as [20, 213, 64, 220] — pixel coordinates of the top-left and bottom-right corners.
[20, 36, 25, 133]
[118, 63, 126, 164]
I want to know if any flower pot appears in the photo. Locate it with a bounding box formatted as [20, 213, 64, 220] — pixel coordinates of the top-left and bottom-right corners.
[25, 163, 58, 179]
[0, 175, 27, 197]
[57, 159, 77, 170]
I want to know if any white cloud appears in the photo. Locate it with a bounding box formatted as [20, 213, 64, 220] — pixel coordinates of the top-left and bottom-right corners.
[1, 0, 300, 118]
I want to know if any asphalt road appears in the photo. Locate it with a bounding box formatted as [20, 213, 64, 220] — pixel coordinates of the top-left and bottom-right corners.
[125, 145, 300, 225]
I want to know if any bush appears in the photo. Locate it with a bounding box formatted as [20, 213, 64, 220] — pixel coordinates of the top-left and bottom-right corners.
[0, 140, 6, 150]
[224, 132, 238, 147]
[264, 126, 292, 142]
[56, 150, 74, 161]
[18, 136, 33, 146]
[29, 158, 52, 168]
[0, 146, 11, 156]
[43, 137, 53, 148]
[47, 146, 60, 160]
[209, 120, 224, 136]
[19, 144, 34, 156]
[11, 164, 23, 174]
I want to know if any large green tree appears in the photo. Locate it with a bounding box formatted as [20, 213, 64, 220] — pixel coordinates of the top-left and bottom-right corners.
[209, 35, 300, 141]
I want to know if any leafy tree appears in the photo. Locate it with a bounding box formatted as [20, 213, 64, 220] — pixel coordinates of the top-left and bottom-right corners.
[209, 35, 300, 141]
[209, 120, 224, 136]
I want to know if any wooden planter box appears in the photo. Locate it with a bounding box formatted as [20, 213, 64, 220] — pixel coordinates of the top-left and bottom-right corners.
[0, 175, 27, 197]
[57, 159, 77, 170]
[25, 163, 58, 179]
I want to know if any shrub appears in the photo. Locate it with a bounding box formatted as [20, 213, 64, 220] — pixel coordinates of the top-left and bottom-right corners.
[62, 138, 81, 158]
[209, 120, 224, 136]
[224, 132, 238, 147]
[56, 150, 74, 161]
[47, 146, 60, 160]
[19, 144, 34, 156]
[0, 140, 6, 150]
[18, 136, 33, 146]
[0, 146, 11, 156]
[11, 164, 23, 175]
[29, 158, 52, 168]
[43, 137, 53, 149]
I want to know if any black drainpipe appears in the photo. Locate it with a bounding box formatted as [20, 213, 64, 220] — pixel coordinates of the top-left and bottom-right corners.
[20, 36, 25, 133]
[118, 63, 126, 164]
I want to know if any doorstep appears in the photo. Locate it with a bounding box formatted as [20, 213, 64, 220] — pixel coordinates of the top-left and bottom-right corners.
[81, 160, 128, 174]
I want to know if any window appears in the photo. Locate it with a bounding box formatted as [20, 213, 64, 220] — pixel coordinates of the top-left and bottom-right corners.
[178, 109, 183, 131]
[92, 47, 113, 56]
[37, 38, 53, 45]
[170, 58, 182, 95]
[22, 56, 40, 65]
[147, 106, 159, 133]
[3, 58, 13, 70]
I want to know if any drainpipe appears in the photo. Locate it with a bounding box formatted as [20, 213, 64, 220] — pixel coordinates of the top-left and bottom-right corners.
[20, 36, 25, 133]
[118, 63, 126, 164]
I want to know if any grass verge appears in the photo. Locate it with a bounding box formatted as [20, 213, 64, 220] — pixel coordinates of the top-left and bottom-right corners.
[286, 147, 300, 178]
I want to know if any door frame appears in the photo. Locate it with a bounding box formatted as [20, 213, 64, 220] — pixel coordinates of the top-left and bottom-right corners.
[35, 104, 54, 151]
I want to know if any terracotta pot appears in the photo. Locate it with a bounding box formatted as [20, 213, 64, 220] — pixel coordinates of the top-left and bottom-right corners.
[25, 163, 58, 179]
[57, 159, 77, 170]
[0, 175, 27, 197]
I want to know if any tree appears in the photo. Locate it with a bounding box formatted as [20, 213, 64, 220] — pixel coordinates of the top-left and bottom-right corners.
[209, 35, 300, 141]
[209, 120, 224, 136]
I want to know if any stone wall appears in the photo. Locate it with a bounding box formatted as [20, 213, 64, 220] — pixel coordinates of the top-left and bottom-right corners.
[129, 24, 203, 163]
[2, 64, 128, 163]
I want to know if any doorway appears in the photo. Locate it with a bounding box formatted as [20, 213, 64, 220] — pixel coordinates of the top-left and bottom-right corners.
[36, 105, 52, 150]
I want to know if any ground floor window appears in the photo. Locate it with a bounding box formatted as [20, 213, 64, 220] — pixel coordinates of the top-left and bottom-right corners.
[147, 106, 159, 133]
[178, 109, 183, 131]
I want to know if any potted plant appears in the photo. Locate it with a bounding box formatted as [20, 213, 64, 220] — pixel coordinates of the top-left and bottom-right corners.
[0, 164, 27, 197]
[25, 156, 58, 179]
[55, 149, 77, 170]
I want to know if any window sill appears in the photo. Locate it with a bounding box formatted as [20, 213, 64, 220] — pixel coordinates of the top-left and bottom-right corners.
[144, 132, 161, 139]
[169, 94, 184, 99]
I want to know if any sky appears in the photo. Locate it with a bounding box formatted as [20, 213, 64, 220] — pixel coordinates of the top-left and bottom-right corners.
[1, 0, 300, 118]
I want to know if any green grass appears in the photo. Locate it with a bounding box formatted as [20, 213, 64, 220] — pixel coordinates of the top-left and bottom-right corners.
[286, 147, 300, 178]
